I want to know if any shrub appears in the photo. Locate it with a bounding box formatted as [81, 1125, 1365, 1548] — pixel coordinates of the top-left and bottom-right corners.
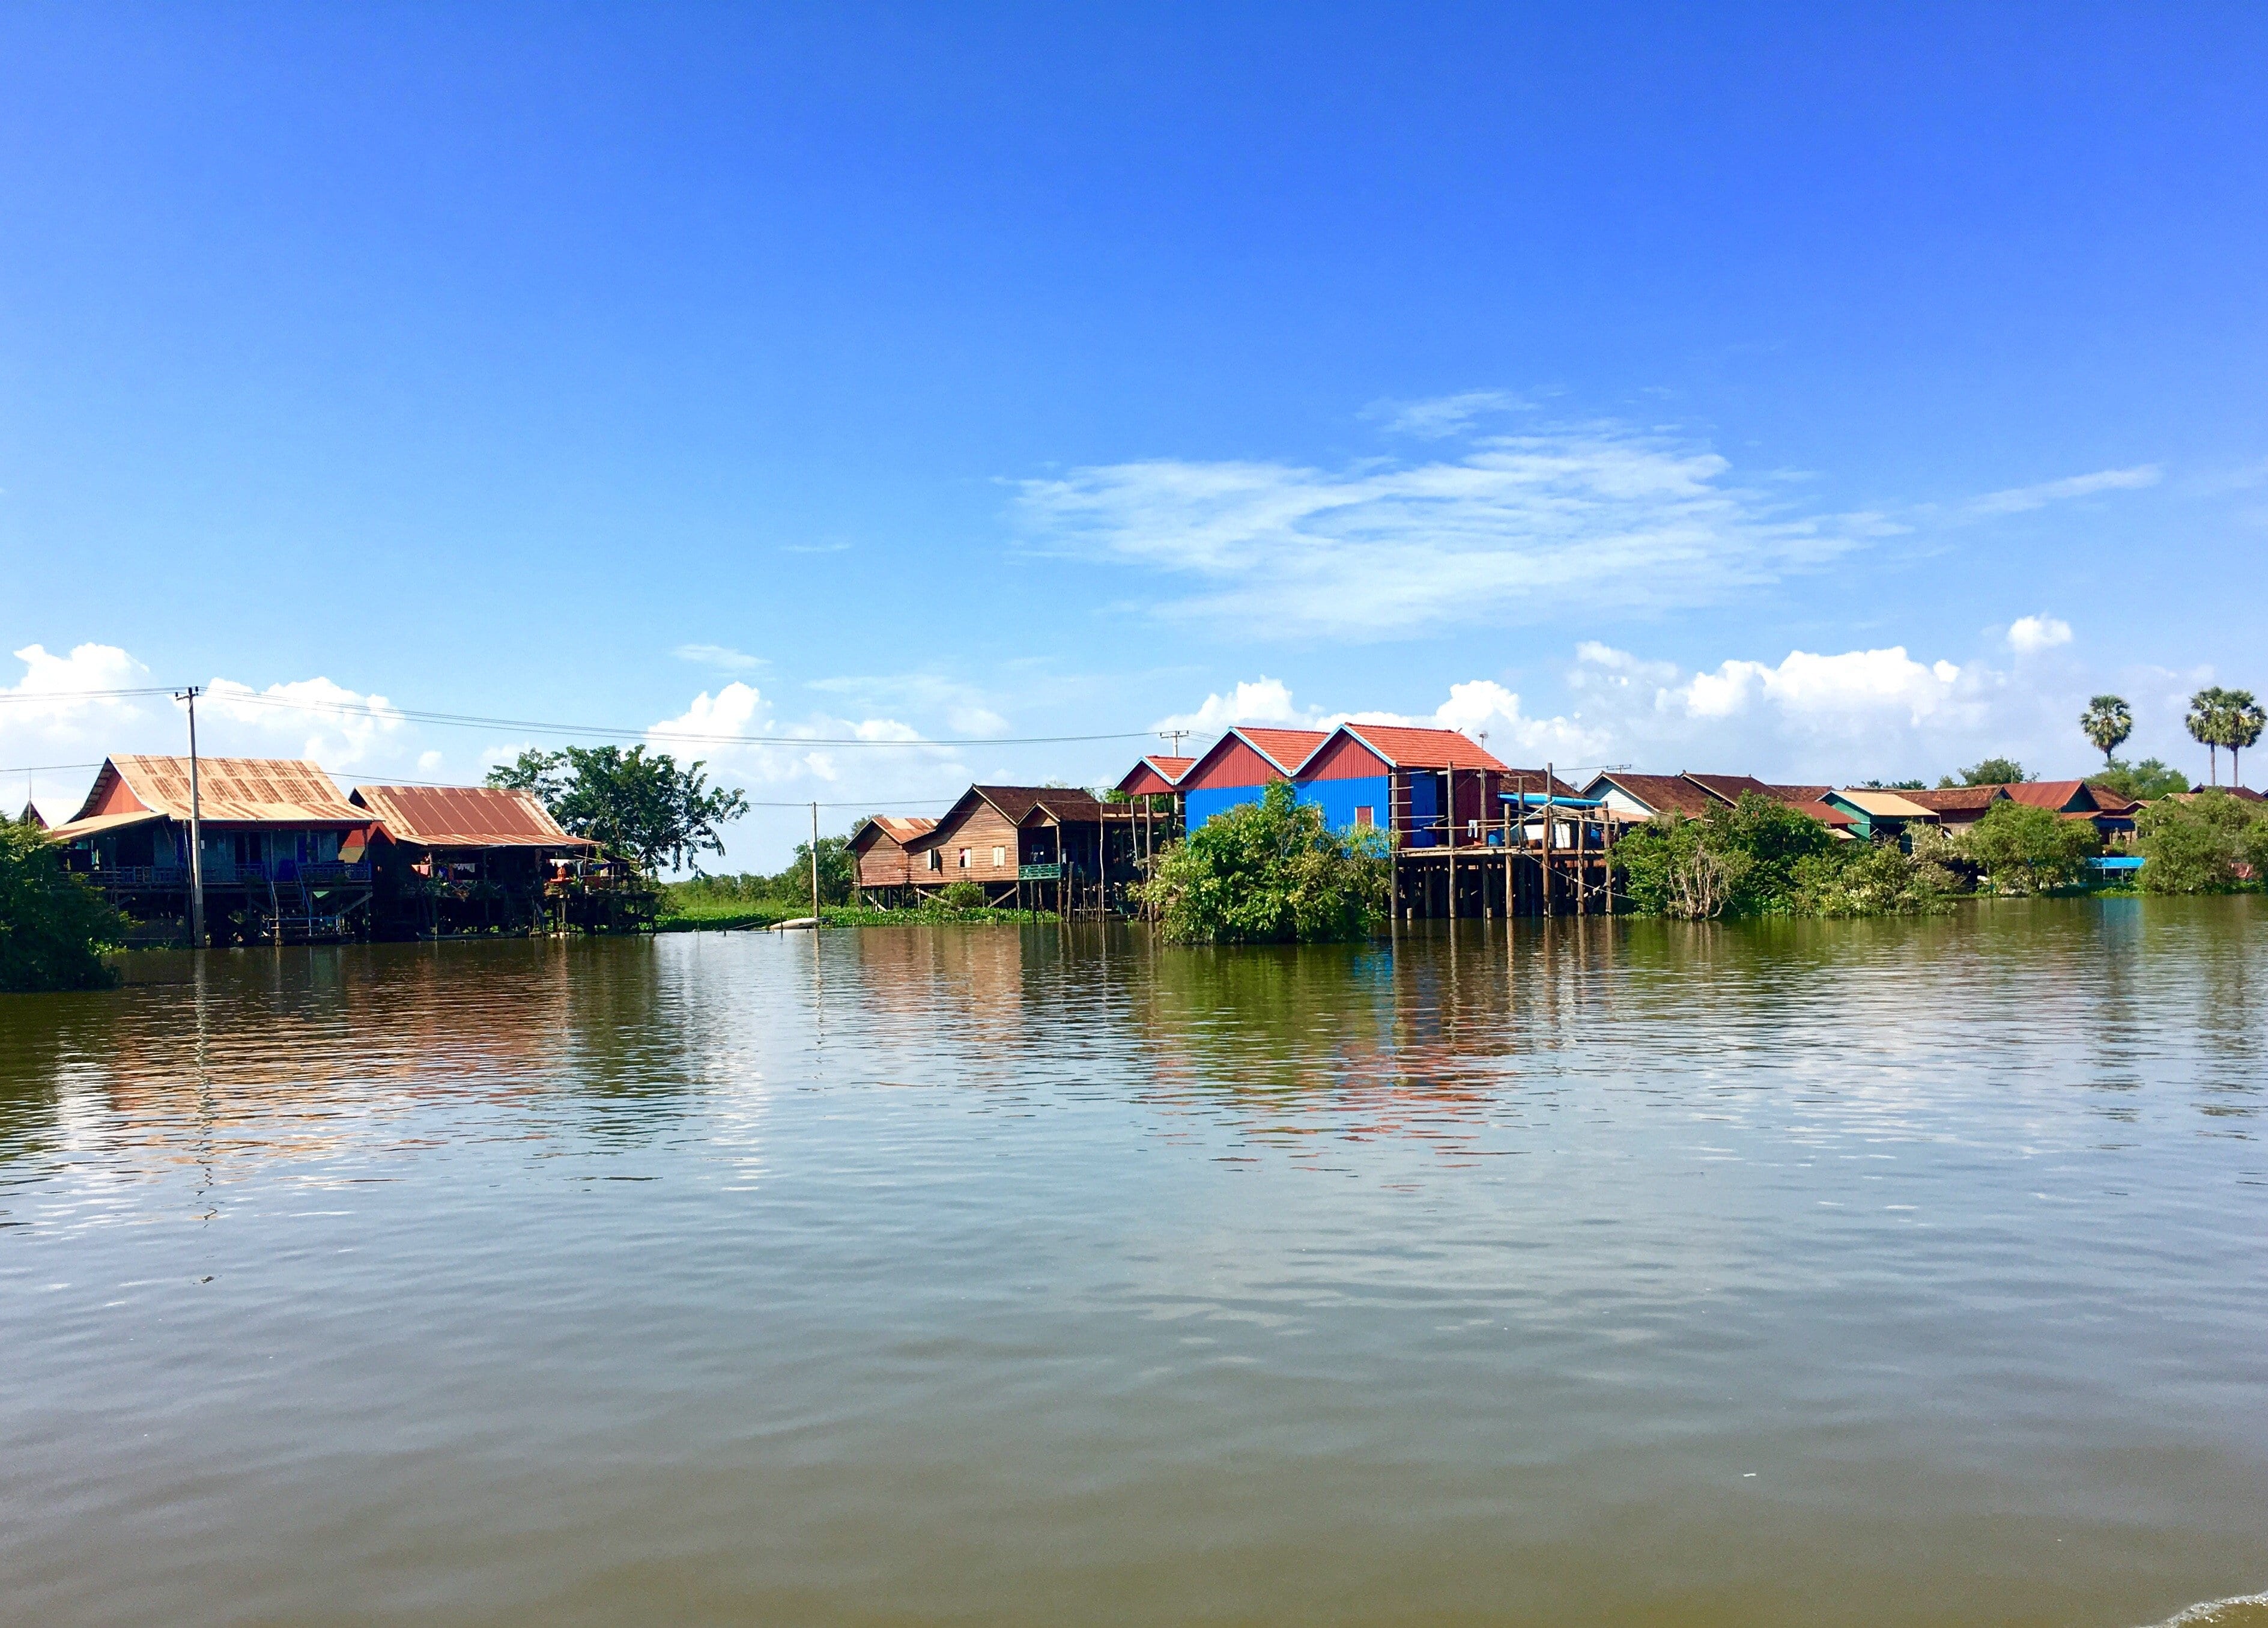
[2136, 791, 2268, 894]
[2088, 757, 2191, 801]
[0, 819, 123, 992]
[939, 879, 988, 911]
[1956, 800, 2100, 893]
[1141, 780, 1389, 943]
[1612, 792, 1927, 919]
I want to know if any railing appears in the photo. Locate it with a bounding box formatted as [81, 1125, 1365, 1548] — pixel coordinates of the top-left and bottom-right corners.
[294, 862, 371, 885]
[1017, 863, 1062, 880]
[88, 866, 187, 887]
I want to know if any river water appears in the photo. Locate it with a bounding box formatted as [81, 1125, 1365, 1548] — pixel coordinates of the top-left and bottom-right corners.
[2, 901, 2265, 1626]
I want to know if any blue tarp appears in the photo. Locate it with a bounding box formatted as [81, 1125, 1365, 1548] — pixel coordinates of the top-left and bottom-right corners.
[2087, 855, 2145, 870]
[1500, 792, 1607, 809]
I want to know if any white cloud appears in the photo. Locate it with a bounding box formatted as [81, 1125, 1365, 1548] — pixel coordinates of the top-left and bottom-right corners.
[416, 750, 445, 774]
[1967, 465, 2160, 517]
[2006, 613, 2073, 655]
[1367, 389, 1529, 439]
[1017, 422, 1879, 640]
[1153, 677, 1314, 734]
[202, 676, 405, 767]
[673, 643, 765, 673]
[806, 672, 1009, 736]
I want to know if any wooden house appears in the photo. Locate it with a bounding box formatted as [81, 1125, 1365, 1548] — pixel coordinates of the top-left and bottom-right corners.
[46, 756, 380, 942]
[1895, 785, 2010, 837]
[914, 785, 1138, 911]
[350, 783, 598, 936]
[1581, 770, 1854, 836]
[847, 815, 939, 905]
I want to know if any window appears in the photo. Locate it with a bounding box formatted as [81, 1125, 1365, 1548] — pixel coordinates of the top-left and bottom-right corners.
[926, 849, 942, 872]
[1353, 806, 1374, 828]
[957, 848, 971, 869]
[1467, 819, 1481, 839]
[992, 846, 1006, 869]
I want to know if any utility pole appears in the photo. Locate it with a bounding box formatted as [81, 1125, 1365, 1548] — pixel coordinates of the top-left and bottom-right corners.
[1158, 728, 1190, 758]
[177, 686, 205, 948]
[810, 801, 820, 920]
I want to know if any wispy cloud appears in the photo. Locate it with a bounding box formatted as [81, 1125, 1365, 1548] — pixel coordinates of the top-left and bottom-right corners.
[779, 541, 853, 554]
[1966, 464, 2160, 517]
[1365, 389, 1529, 439]
[674, 642, 766, 673]
[805, 672, 1010, 736]
[1017, 422, 1881, 641]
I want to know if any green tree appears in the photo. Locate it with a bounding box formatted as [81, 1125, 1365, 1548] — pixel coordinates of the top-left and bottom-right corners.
[1141, 780, 1389, 943]
[2135, 790, 2268, 894]
[1610, 792, 1931, 919]
[2079, 695, 2133, 768]
[489, 746, 748, 873]
[2186, 687, 2230, 786]
[0, 819, 122, 991]
[2087, 757, 2191, 801]
[1941, 756, 2030, 788]
[2225, 689, 2264, 788]
[785, 834, 857, 905]
[1956, 800, 2100, 893]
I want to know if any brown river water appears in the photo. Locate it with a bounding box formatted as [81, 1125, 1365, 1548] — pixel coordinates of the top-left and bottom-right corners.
[2, 899, 2266, 1627]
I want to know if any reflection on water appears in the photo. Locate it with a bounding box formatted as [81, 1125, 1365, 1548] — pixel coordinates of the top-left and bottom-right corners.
[1, 900, 2265, 1627]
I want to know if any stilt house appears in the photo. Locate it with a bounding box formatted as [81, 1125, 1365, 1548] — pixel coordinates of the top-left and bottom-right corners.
[46, 756, 380, 941]
[847, 815, 939, 905]
[913, 785, 1137, 911]
[349, 784, 597, 936]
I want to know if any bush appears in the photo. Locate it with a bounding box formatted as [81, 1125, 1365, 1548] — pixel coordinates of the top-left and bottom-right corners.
[1612, 792, 1933, 919]
[2136, 791, 2268, 894]
[0, 819, 122, 992]
[1956, 800, 2100, 893]
[1141, 780, 1389, 943]
[939, 879, 988, 911]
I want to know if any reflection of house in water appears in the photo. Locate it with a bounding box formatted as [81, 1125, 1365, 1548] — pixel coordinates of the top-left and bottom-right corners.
[46, 756, 379, 944]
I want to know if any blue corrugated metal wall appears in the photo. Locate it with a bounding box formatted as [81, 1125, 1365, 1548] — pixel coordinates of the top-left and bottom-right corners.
[1186, 776, 1394, 836]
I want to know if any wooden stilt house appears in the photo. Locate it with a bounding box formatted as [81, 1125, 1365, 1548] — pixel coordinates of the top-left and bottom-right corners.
[847, 815, 939, 907]
[915, 785, 1138, 914]
[45, 756, 380, 943]
[349, 783, 598, 937]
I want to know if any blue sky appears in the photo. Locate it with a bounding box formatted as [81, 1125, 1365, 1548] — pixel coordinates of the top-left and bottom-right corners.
[5, 5, 2266, 863]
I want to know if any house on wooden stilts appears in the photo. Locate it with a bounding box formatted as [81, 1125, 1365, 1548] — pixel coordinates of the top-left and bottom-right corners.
[847, 815, 939, 908]
[915, 785, 1139, 916]
[350, 783, 599, 937]
[45, 756, 380, 943]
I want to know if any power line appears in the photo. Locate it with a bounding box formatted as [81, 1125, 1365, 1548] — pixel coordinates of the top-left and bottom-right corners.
[2, 686, 1200, 749]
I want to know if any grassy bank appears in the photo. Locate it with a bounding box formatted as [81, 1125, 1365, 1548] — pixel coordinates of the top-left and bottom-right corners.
[657, 900, 1057, 931]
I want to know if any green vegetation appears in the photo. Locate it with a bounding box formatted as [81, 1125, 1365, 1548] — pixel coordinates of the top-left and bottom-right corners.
[2079, 695, 2132, 767]
[1141, 780, 1390, 943]
[1956, 799, 2100, 894]
[2135, 791, 2268, 894]
[2183, 687, 2263, 787]
[490, 746, 748, 872]
[0, 818, 122, 991]
[664, 835, 856, 917]
[1613, 792, 1947, 920]
[2088, 757, 2191, 801]
[655, 897, 1053, 931]
[1940, 756, 2030, 788]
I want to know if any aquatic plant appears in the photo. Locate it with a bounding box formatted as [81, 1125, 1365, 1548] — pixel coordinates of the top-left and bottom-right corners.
[2136, 791, 2268, 894]
[1955, 799, 2101, 894]
[1141, 780, 1389, 944]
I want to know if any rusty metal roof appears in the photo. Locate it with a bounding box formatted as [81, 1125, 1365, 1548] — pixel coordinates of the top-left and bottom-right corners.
[350, 785, 594, 849]
[1587, 773, 1721, 819]
[849, 815, 938, 852]
[77, 755, 368, 825]
[43, 809, 167, 843]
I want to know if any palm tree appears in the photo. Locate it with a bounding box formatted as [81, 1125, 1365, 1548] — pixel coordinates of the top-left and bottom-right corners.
[2079, 695, 2132, 767]
[2188, 687, 2230, 786]
[2225, 690, 2265, 788]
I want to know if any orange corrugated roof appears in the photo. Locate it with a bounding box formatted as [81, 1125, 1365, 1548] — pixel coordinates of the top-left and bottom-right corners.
[1234, 728, 1330, 773]
[351, 785, 594, 849]
[1335, 725, 1507, 772]
[83, 755, 368, 825]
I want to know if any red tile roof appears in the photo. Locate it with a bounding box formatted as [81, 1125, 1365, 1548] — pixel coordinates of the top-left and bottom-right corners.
[1333, 724, 1508, 772]
[351, 785, 595, 849]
